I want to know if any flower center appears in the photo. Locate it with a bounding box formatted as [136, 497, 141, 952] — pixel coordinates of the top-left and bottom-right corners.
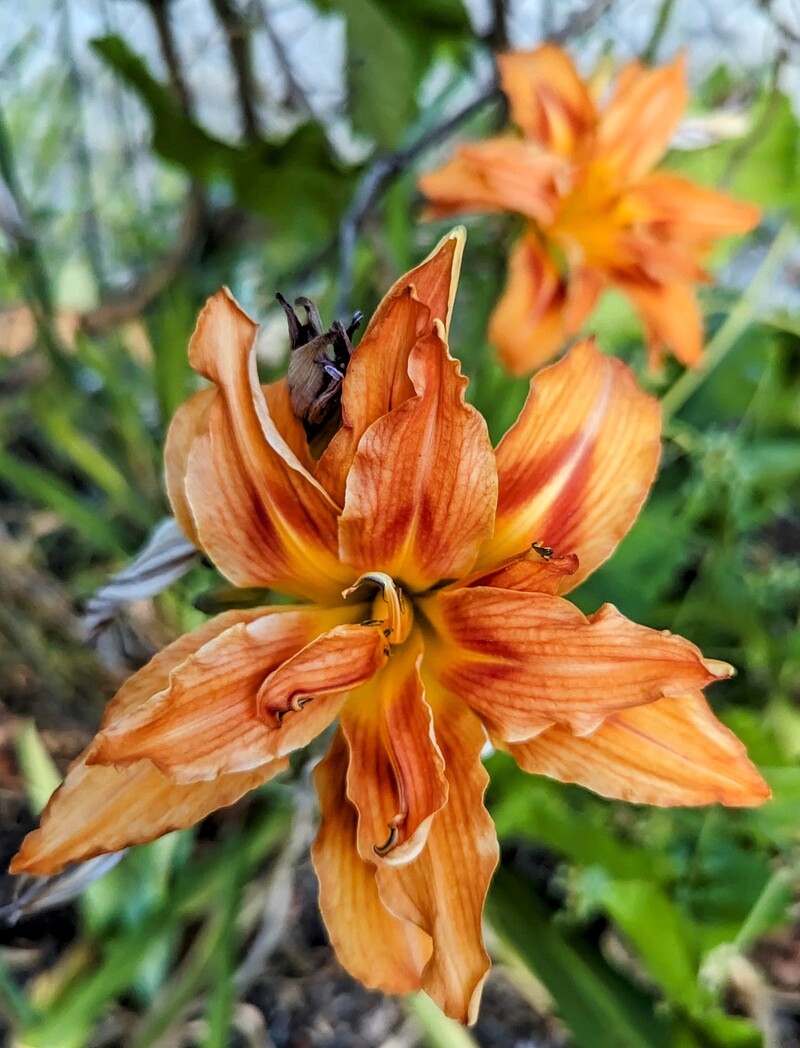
[343, 571, 413, 646]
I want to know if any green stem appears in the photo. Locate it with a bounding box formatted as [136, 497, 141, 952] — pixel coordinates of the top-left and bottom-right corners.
[662, 221, 796, 421]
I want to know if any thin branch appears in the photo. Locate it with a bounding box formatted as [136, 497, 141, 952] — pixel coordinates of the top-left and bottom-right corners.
[60, 0, 106, 289]
[547, 0, 613, 43]
[336, 86, 503, 316]
[143, 0, 195, 115]
[209, 0, 261, 141]
[254, 0, 316, 117]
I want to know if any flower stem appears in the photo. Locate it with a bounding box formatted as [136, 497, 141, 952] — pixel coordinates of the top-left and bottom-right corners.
[661, 220, 796, 421]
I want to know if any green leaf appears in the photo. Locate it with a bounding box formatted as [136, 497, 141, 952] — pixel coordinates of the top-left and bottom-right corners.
[90, 36, 354, 246]
[336, 0, 416, 147]
[488, 865, 671, 1048]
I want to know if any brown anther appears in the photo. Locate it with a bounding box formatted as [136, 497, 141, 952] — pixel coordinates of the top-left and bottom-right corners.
[360, 618, 383, 627]
[531, 541, 554, 560]
[374, 823, 400, 857]
[383, 627, 393, 638]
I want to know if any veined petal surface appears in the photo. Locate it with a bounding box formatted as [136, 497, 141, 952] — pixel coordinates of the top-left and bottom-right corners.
[340, 633, 448, 866]
[182, 289, 350, 600]
[486, 339, 660, 590]
[89, 607, 361, 782]
[505, 692, 771, 806]
[376, 692, 498, 1024]
[424, 587, 732, 740]
[340, 322, 497, 591]
[312, 730, 432, 995]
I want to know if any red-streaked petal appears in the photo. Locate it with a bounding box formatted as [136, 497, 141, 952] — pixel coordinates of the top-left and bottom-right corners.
[10, 757, 285, 877]
[459, 545, 579, 595]
[596, 56, 687, 180]
[256, 622, 390, 757]
[339, 322, 497, 590]
[317, 231, 464, 503]
[182, 289, 350, 600]
[621, 279, 703, 369]
[88, 607, 360, 783]
[311, 730, 432, 995]
[423, 587, 732, 741]
[498, 46, 597, 157]
[340, 633, 448, 866]
[505, 692, 771, 806]
[488, 233, 588, 377]
[376, 691, 498, 1025]
[486, 338, 661, 591]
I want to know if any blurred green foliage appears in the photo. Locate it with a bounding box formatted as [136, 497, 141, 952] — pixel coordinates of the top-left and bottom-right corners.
[1, 1, 799, 1046]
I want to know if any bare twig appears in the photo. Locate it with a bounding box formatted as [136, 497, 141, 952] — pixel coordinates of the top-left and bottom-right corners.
[143, 0, 195, 115]
[60, 0, 106, 289]
[336, 85, 503, 316]
[547, 0, 613, 43]
[254, 0, 316, 117]
[209, 0, 261, 141]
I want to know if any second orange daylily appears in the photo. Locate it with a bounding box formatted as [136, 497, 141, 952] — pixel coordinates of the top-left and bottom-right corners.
[420, 46, 760, 374]
[11, 230, 769, 1024]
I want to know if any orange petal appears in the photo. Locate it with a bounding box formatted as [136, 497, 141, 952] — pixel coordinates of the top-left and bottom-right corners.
[505, 692, 771, 807]
[10, 758, 285, 877]
[340, 633, 448, 866]
[596, 55, 687, 180]
[423, 587, 732, 741]
[628, 172, 761, 241]
[458, 543, 579, 595]
[164, 388, 216, 546]
[488, 233, 589, 377]
[311, 729, 432, 995]
[498, 46, 597, 157]
[376, 691, 498, 1024]
[621, 280, 703, 369]
[256, 622, 390, 757]
[89, 607, 359, 783]
[486, 338, 661, 590]
[317, 231, 464, 502]
[420, 141, 565, 224]
[182, 289, 350, 601]
[339, 322, 497, 590]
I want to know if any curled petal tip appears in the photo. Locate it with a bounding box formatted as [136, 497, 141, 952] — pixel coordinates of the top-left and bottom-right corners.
[706, 658, 736, 679]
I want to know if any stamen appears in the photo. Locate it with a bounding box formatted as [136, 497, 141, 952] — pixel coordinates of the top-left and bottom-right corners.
[374, 813, 407, 857]
[531, 541, 554, 559]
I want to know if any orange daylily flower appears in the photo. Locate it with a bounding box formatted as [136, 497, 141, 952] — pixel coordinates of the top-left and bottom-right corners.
[11, 230, 769, 1024]
[419, 47, 760, 374]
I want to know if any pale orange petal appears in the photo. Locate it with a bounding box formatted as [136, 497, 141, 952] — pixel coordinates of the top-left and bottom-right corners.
[10, 757, 285, 877]
[628, 172, 760, 241]
[423, 587, 732, 741]
[420, 141, 565, 224]
[621, 279, 703, 369]
[164, 388, 216, 546]
[339, 322, 497, 590]
[488, 233, 581, 377]
[340, 633, 448, 866]
[596, 55, 687, 180]
[505, 692, 770, 806]
[485, 338, 661, 590]
[498, 46, 597, 157]
[256, 622, 391, 757]
[317, 231, 464, 502]
[89, 607, 360, 782]
[311, 730, 432, 995]
[376, 692, 498, 1025]
[182, 289, 350, 600]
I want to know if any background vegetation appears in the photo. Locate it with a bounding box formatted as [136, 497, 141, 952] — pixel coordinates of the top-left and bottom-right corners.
[1, 1, 800, 1045]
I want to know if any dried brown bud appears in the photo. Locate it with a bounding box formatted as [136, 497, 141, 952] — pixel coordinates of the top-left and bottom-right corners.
[276, 294, 362, 453]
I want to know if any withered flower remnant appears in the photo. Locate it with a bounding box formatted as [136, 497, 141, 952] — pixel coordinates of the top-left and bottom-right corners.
[11, 230, 770, 1024]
